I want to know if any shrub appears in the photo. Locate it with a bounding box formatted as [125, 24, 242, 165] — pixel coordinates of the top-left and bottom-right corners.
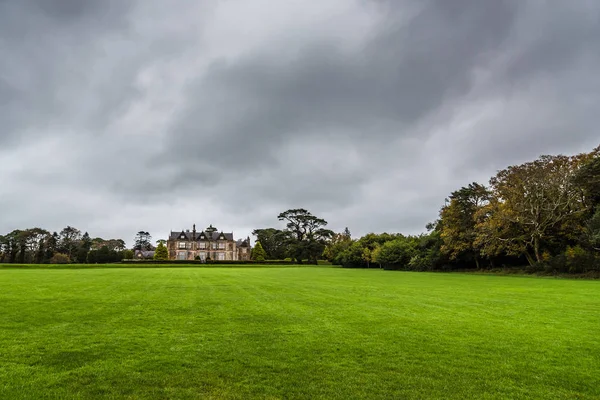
[154, 242, 169, 260]
[565, 245, 598, 273]
[377, 239, 417, 270]
[50, 253, 71, 264]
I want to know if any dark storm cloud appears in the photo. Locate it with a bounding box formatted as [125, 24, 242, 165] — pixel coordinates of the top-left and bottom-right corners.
[0, 0, 136, 147]
[1, 0, 599, 242]
[163, 0, 518, 174]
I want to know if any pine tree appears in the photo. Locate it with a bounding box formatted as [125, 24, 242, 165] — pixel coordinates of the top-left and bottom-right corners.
[154, 241, 169, 260]
[251, 241, 267, 262]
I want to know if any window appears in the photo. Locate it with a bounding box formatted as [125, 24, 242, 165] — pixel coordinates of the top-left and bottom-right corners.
[211, 243, 217, 249]
[199, 252, 206, 260]
[242, 248, 247, 253]
[199, 242, 206, 249]
[218, 242, 225, 249]
[178, 242, 186, 249]
[177, 251, 186, 260]
[218, 252, 225, 260]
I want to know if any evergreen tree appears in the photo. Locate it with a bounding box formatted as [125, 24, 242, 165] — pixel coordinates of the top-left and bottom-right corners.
[76, 232, 92, 263]
[45, 232, 59, 263]
[154, 241, 169, 260]
[35, 238, 45, 264]
[134, 231, 152, 251]
[343, 227, 351, 239]
[251, 241, 267, 262]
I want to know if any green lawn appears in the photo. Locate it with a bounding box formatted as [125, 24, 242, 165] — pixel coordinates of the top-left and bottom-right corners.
[0, 267, 598, 399]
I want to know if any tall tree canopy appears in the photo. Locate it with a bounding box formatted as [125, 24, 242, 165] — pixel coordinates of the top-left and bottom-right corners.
[59, 226, 82, 258]
[479, 154, 587, 264]
[251, 228, 289, 260]
[439, 182, 490, 268]
[134, 231, 152, 251]
[277, 209, 333, 264]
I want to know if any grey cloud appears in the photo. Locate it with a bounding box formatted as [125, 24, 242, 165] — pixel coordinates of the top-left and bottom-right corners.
[1, 0, 599, 243]
[154, 0, 519, 194]
[0, 0, 135, 147]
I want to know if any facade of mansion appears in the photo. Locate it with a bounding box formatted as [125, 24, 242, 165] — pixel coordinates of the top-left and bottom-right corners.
[167, 224, 251, 261]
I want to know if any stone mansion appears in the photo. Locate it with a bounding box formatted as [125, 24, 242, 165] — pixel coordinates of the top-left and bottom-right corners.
[167, 224, 251, 261]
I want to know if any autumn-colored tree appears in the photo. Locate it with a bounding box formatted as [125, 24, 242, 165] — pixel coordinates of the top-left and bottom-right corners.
[479, 154, 587, 265]
[439, 182, 490, 268]
[572, 146, 600, 212]
[322, 230, 353, 262]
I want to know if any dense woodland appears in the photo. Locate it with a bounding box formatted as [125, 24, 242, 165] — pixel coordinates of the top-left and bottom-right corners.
[0, 228, 151, 264]
[2, 145, 599, 274]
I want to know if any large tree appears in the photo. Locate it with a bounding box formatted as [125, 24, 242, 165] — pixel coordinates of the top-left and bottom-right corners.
[277, 209, 333, 264]
[0, 234, 5, 262]
[134, 231, 152, 251]
[45, 232, 59, 263]
[439, 182, 490, 268]
[75, 232, 93, 263]
[251, 228, 289, 260]
[479, 154, 587, 264]
[322, 229, 353, 262]
[59, 226, 82, 258]
[573, 146, 600, 212]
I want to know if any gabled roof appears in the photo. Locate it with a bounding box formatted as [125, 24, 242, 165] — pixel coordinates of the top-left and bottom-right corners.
[135, 250, 155, 258]
[169, 230, 234, 241]
[237, 239, 250, 247]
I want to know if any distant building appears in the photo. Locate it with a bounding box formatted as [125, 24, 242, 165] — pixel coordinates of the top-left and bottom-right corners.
[134, 250, 155, 259]
[166, 224, 251, 261]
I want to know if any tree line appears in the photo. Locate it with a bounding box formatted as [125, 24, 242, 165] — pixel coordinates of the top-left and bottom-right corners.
[3, 145, 598, 272]
[0, 226, 136, 264]
[255, 146, 600, 274]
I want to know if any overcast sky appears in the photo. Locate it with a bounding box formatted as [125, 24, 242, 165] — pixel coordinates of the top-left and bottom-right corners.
[1, 0, 599, 245]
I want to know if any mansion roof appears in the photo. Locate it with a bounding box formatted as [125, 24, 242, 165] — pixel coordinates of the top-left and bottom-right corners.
[169, 230, 234, 241]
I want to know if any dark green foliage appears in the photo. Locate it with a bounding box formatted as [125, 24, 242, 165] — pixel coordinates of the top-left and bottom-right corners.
[252, 228, 289, 259]
[87, 246, 126, 264]
[75, 232, 92, 263]
[34, 238, 45, 264]
[134, 231, 152, 251]
[277, 209, 333, 264]
[122, 249, 134, 260]
[59, 226, 82, 258]
[377, 237, 417, 269]
[45, 232, 59, 262]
